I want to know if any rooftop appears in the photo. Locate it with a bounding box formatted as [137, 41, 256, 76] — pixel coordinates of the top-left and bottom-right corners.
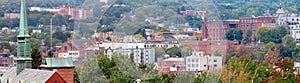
[39, 58, 75, 68]
[1, 67, 58, 83]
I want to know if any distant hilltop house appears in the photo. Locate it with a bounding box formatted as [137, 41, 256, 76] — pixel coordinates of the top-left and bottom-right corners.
[4, 13, 20, 19]
[29, 6, 93, 19]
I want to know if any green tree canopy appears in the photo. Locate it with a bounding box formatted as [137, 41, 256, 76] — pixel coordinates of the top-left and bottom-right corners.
[225, 28, 243, 42]
[31, 48, 42, 69]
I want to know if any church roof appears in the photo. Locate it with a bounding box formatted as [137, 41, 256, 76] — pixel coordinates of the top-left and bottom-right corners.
[1, 67, 57, 83]
[39, 58, 75, 68]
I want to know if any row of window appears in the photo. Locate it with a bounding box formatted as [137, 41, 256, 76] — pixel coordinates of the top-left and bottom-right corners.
[187, 64, 218, 67]
[187, 59, 218, 63]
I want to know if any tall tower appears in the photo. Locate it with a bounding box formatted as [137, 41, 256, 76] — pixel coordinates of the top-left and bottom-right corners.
[17, 0, 32, 75]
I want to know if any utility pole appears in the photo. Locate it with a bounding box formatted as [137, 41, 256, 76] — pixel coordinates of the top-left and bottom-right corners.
[50, 19, 53, 57]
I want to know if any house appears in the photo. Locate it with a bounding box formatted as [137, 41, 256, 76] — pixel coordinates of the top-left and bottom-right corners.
[1, 67, 66, 83]
[0, 54, 16, 67]
[58, 39, 97, 58]
[4, 13, 20, 19]
[39, 58, 75, 83]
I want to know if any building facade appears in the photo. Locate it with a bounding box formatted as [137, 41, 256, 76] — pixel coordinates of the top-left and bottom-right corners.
[291, 24, 300, 44]
[185, 52, 223, 71]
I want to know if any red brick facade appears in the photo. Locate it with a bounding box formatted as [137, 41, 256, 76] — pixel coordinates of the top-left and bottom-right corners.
[46, 72, 66, 83]
[238, 16, 275, 35]
[180, 41, 229, 55]
[41, 68, 74, 83]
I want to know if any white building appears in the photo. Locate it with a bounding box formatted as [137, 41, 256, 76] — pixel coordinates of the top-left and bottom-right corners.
[185, 52, 223, 71]
[58, 51, 80, 58]
[276, 6, 300, 34]
[102, 42, 145, 49]
[113, 48, 156, 65]
[291, 24, 300, 44]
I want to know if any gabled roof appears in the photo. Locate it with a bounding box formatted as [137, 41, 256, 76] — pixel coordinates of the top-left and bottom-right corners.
[1, 67, 58, 83]
[39, 58, 75, 68]
[72, 39, 93, 49]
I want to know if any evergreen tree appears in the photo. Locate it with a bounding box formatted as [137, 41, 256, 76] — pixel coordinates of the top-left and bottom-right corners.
[31, 48, 42, 69]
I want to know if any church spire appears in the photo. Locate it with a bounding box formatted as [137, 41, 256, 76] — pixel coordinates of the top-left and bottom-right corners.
[17, 0, 32, 75]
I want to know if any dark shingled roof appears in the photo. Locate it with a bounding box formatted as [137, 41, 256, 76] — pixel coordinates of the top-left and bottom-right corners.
[71, 39, 93, 49]
[0, 67, 57, 83]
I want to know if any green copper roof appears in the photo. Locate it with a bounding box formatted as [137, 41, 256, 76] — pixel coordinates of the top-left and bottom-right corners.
[92, 30, 99, 37]
[293, 24, 300, 30]
[17, 0, 32, 75]
[39, 58, 75, 68]
[18, 0, 30, 37]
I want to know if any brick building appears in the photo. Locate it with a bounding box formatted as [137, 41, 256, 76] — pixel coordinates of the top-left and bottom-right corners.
[202, 20, 239, 41]
[39, 58, 75, 83]
[0, 54, 16, 67]
[179, 41, 229, 56]
[205, 21, 226, 41]
[238, 16, 275, 35]
[1, 68, 66, 83]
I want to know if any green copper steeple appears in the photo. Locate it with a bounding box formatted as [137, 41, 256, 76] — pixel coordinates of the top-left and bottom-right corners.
[17, 0, 32, 75]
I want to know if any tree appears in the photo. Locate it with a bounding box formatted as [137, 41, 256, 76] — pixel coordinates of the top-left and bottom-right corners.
[225, 28, 243, 42]
[264, 58, 297, 82]
[261, 42, 279, 65]
[180, 46, 192, 57]
[47, 51, 54, 57]
[53, 30, 71, 42]
[31, 48, 42, 69]
[292, 45, 300, 61]
[281, 35, 296, 59]
[79, 58, 108, 83]
[165, 46, 181, 57]
[256, 26, 270, 43]
[242, 29, 252, 44]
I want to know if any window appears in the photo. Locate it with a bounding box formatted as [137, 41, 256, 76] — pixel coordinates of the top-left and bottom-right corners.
[192, 64, 194, 67]
[196, 64, 199, 67]
[192, 59, 194, 62]
[214, 64, 217, 67]
[214, 59, 217, 62]
[196, 59, 198, 62]
[188, 59, 190, 62]
[54, 80, 58, 83]
[188, 64, 190, 67]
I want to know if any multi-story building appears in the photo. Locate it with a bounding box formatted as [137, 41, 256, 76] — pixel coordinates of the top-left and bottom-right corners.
[238, 16, 275, 35]
[185, 52, 223, 72]
[202, 21, 226, 41]
[291, 24, 300, 44]
[276, 6, 300, 34]
[113, 48, 156, 64]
